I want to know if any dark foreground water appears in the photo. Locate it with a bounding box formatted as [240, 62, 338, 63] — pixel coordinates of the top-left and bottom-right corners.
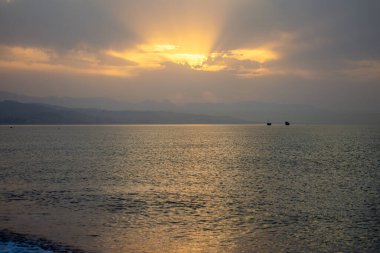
[0, 125, 379, 253]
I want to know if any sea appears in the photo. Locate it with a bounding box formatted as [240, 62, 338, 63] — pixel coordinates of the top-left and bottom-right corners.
[0, 125, 379, 253]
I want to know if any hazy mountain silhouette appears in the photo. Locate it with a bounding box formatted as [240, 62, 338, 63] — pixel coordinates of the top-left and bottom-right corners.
[1, 91, 379, 124]
[0, 100, 246, 124]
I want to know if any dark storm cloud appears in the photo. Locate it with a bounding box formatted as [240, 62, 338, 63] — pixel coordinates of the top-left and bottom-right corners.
[0, 0, 137, 50]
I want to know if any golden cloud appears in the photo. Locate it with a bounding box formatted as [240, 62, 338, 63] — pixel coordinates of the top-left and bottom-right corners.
[0, 42, 285, 78]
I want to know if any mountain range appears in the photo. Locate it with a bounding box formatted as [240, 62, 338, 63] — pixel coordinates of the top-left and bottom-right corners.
[1, 91, 379, 124]
[0, 100, 245, 124]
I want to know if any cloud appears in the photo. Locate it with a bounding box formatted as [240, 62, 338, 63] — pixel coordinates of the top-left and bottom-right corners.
[0, 0, 136, 50]
[0, 0, 285, 78]
[2, 0, 379, 74]
[218, 0, 380, 72]
[341, 60, 380, 80]
[0, 45, 139, 77]
[0, 42, 284, 78]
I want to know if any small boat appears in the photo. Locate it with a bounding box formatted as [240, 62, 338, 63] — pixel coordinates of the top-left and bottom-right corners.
[267, 122, 272, 126]
[285, 121, 290, 126]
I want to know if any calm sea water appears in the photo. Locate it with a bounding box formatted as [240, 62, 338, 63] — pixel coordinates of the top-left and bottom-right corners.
[0, 125, 379, 253]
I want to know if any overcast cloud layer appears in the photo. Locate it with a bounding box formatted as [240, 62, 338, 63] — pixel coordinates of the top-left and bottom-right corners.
[0, 0, 379, 112]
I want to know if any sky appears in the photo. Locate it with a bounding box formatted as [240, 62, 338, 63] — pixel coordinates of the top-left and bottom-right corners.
[0, 0, 379, 112]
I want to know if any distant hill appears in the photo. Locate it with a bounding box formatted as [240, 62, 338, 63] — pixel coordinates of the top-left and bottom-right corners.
[0, 91, 130, 110]
[0, 100, 246, 124]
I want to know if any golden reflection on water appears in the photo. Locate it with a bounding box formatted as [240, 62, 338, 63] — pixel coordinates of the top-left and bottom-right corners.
[101, 126, 247, 252]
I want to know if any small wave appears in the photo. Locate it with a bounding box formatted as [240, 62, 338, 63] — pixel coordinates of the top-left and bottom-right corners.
[0, 241, 53, 253]
[0, 230, 86, 253]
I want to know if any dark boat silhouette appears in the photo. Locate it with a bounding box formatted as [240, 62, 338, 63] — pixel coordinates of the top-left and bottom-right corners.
[267, 122, 272, 126]
[285, 121, 290, 126]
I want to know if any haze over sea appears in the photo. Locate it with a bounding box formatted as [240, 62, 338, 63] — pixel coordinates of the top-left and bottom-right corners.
[0, 125, 379, 253]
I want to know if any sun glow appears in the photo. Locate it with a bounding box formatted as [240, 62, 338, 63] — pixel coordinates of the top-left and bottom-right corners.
[106, 42, 279, 73]
[171, 53, 207, 67]
[107, 43, 211, 70]
[229, 49, 279, 63]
